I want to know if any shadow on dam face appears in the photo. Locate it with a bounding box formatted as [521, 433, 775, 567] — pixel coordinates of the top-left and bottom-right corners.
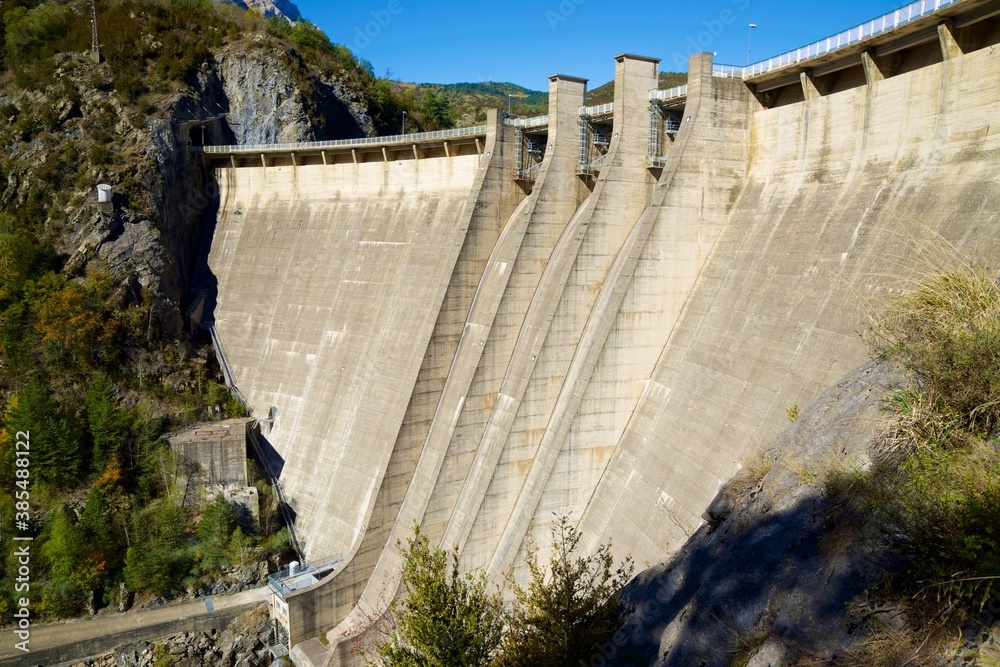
[253, 430, 287, 480]
[185, 167, 292, 513]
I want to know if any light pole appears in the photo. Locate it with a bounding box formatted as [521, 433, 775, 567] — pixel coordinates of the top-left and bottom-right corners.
[401, 110, 407, 134]
[747, 23, 757, 67]
[507, 94, 513, 117]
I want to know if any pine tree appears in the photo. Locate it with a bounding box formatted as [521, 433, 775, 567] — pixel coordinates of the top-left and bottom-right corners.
[4, 378, 82, 485]
[124, 501, 189, 596]
[85, 371, 126, 471]
[198, 494, 236, 570]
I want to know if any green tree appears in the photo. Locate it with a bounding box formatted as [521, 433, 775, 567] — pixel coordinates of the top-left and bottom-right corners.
[418, 90, 454, 131]
[3, 378, 82, 485]
[124, 501, 190, 596]
[198, 494, 236, 570]
[372, 525, 504, 667]
[497, 516, 634, 667]
[85, 372, 127, 471]
[288, 20, 333, 52]
[3, 3, 74, 67]
[39, 505, 107, 617]
[80, 486, 114, 555]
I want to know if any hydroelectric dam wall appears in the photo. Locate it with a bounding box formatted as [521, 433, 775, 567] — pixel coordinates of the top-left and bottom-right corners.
[199, 3, 1000, 664]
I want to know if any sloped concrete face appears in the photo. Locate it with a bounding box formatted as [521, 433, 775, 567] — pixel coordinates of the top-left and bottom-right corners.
[208, 150, 485, 562]
[579, 43, 1000, 567]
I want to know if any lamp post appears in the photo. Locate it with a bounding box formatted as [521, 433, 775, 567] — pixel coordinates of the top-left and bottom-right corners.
[508, 94, 513, 117]
[747, 23, 758, 67]
[401, 110, 407, 134]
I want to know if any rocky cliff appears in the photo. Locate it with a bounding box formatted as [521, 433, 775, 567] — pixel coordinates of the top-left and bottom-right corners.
[218, 0, 302, 23]
[3, 39, 371, 341]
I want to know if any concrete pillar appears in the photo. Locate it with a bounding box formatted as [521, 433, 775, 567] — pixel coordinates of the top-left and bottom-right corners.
[548, 73, 588, 147]
[862, 49, 903, 85]
[685, 52, 714, 104]
[484, 108, 500, 157]
[938, 19, 964, 60]
[800, 70, 825, 100]
[612, 53, 660, 164]
[861, 51, 884, 85]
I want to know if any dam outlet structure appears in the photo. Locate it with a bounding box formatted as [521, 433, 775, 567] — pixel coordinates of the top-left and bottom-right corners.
[192, 1, 1000, 663]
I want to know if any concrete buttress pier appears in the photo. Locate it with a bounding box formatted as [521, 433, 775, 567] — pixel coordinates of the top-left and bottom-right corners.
[199, 10, 1000, 661]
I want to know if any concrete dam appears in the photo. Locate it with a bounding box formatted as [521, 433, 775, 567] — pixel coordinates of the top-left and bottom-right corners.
[198, 1, 1000, 663]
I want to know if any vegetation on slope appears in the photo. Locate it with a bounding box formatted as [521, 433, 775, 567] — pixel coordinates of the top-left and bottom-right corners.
[364, 518, 633, 667]
[821, 264, 1000, 663]
[0, 0, 422, 622]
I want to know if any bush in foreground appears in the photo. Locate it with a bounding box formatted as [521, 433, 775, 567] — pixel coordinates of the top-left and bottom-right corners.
[849, 264, 1000, 615]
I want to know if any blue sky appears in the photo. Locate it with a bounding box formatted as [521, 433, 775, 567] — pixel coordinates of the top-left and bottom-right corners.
[297, 1, 915, 90]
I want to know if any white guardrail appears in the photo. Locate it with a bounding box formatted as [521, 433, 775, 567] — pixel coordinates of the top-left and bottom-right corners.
[579, 102, 615, 117]
[199, 125, 488, 154]
[717, 0, 958, 79]
[649, 84, 689, 102]
[505, 115, 549, 128]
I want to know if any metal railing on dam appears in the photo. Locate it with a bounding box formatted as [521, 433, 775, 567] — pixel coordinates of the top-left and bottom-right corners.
[196, 124, 488, 154]
[715, 0, 959, 79]
[268, 554, 344, 598]
[504, 114, 549, 129]
[579, 102, 615, 117]
[650, 84, 689, 102]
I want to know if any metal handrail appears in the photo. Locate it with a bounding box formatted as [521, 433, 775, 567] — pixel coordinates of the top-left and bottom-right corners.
[268, 553, 344, 597]
[711, 64, 745, 79]
[184, 288, 209, 318]
[197, 125, 488, 154]
[714, 0, 957, 80]
[649, 84, 689, 102]
[504, 115, 548, 129]
[579, 102, 614, 117]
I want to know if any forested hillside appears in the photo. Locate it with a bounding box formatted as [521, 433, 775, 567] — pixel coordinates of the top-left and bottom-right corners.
[0, 0, 414, 622]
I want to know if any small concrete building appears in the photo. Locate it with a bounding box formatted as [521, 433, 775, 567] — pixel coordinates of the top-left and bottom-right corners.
[168, 419, 258, 521]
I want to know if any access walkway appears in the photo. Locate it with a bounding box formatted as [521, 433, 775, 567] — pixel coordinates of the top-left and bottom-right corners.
[0, 587, 269, 666]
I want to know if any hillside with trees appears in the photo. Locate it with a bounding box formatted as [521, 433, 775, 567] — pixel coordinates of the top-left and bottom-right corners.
[0, 0, 433, 622]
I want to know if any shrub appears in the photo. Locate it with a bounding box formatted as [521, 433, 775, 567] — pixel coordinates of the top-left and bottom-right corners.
[498, 516, 634, 667]
[3, 3, 83, 67]
[371, 526, 504, 667]
[866, 265, 1000, 434]
[857, 264, 1000, 616]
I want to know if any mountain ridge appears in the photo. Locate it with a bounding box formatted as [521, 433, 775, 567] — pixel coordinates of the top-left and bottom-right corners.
[217, 0, 302, 22]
